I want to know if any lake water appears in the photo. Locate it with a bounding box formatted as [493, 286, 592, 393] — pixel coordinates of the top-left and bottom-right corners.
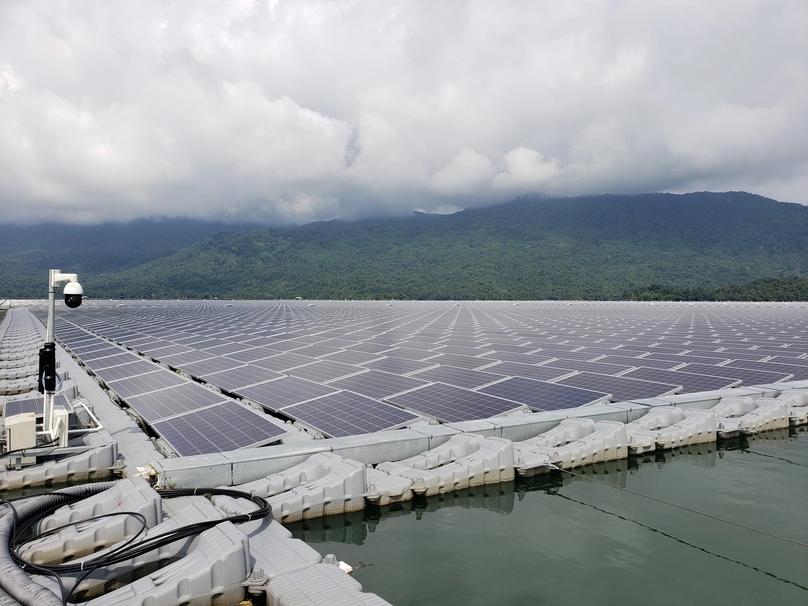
[288, 427, 808, 606]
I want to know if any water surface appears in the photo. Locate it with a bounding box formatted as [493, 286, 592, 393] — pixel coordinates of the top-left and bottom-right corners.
[288, 428, 808, 606]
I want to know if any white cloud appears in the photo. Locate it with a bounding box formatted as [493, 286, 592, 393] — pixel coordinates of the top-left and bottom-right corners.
[493, 148, 560, 191]
[429, 148, 495, 195]
[0, 0, 806, 224]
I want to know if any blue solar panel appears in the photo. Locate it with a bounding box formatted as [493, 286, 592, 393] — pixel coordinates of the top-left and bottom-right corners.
[480, 361, 573, 382]
[95, 360, 163, 382]
[285, 360, 364, 383]
[555, 372, 680, 401]
[5, 395, 71, 417]
[328, 370, 430, 400]
[362, 357, 438, 375]
[282, 391, 420, 437]
[621, 367, 739, 392]
[106, 370, 187, 398]
[84, 352, 142, 371]
[124, 383, 229, 422]
[152, 401, 287, 456]
[478, 377, 609, 411]
[237, 376, 337, 411]
[203, 365, 283, 391]
[410, 365, 505, 389]
[386, 383, 521, 422]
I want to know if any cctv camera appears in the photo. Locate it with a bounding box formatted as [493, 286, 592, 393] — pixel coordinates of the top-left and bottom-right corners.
[63, 281, 83, 308]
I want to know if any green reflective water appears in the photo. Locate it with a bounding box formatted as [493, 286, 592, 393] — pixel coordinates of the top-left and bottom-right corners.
[287, 428, 808, 606]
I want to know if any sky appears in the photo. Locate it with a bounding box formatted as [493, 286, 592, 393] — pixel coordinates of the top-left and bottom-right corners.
[1, 0, 806, 225]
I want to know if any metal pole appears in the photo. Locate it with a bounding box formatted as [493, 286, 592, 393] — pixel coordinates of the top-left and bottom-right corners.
[44, 271, 57, 438]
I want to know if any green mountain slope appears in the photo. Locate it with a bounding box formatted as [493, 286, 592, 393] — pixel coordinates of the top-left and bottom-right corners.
[4, 192, 808, 300]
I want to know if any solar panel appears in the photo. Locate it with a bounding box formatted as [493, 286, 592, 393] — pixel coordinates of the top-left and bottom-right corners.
[318, 349, 385, 366]
[433, 345, 495, 357]
[386, 383, 522, 422]
[135, 340, 177, 354]
[124, 383, 229, 422]
[362, 357, 438, 375]
[237, 376, 338, 412]
[139, 344, 195, 359]
[282, 391, 420, 437]
[555, 372, 681, 401]
[424, 353, 496, 369]
[676, 363, 791, 385]
[383, 347, 441, 361]
[160, 350, 216, 367]
[328, 370, 430, 400]
[643, 352, 732, 365]
[152, 401, 287, 456]
[84, 352, 142, 371]
[222, 346, 278, 363]
[480, 350, 554, 364]
[5, 395, 71, 417]
[285, 360, 364, 383]
[477, 377, 609, 411]
[596, 354, 676, 370]
[95, 360, 163, 382]
[200, 342, 256, 357]
[348, 342, 396, 354]
[106, 370, 188, 398]
[203, 365, 283, 391]
[289, 344, 342, 358]
[251, 353, 318, 372]
[79, 346, 127, 361]
[532, 349, 597, 362]
[69, 341, 111, 354]
[621, 367, 739, 393]
[724, 359, 808, 379]
[481, 361, 574, 382]
[410, 365, 505, 389]
[180, 357, 244, 377]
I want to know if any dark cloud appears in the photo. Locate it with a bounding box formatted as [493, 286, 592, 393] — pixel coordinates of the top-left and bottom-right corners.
[1, 0, 806, 225]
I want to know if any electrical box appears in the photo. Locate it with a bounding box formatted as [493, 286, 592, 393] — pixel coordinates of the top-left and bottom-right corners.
[5, 413, 37, 467]
[54, 408, 70, 448]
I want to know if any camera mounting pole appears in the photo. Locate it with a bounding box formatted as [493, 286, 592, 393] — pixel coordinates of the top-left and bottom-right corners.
[42, 269, 82, 441]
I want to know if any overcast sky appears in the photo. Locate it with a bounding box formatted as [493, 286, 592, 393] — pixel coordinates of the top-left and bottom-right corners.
[1, 1, 806, 225]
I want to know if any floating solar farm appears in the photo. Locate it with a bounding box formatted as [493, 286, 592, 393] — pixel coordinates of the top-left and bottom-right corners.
[38, 300, 808, 457]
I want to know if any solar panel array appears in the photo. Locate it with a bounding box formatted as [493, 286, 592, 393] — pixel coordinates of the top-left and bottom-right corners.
[46, 320, 290, 456]
[32, 299, 808, 453]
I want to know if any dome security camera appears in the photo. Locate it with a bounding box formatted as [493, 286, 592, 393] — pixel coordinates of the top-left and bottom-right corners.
[64, 280, 83, 308]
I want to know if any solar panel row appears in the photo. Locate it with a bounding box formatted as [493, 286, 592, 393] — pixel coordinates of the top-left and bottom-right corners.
[45, 300, 808, 450]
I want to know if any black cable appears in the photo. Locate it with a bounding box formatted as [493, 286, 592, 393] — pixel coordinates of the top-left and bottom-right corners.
[1, 499, 67, 605]
[63, 512, 148, 605]
[10, 487, 271, 579]
[1, 435, 60, 460]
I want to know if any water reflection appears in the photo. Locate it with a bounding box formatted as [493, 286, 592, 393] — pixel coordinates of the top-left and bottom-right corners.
[288, 432, 801, 545]
[292, 484, 517, 544]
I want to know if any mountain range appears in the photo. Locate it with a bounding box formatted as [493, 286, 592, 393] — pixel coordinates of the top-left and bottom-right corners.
[3, 191, 808, 301]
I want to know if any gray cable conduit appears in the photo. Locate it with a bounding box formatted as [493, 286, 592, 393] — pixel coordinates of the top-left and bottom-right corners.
[0, 481, 119, 606]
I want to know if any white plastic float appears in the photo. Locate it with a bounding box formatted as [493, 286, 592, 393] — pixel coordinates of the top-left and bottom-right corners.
[514, 420, 628, 476]
[220, 453, 367, 523]
[624, 407, 717, 454]
[711, 396, 789, 437]
[778, 389, 808, 425]
[375, 436, 515, 497]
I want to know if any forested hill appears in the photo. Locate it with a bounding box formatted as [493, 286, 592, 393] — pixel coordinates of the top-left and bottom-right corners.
[3, 191, 808, 300]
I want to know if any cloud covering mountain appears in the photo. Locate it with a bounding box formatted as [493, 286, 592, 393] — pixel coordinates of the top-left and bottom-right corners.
[1, 0, 806, 224]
